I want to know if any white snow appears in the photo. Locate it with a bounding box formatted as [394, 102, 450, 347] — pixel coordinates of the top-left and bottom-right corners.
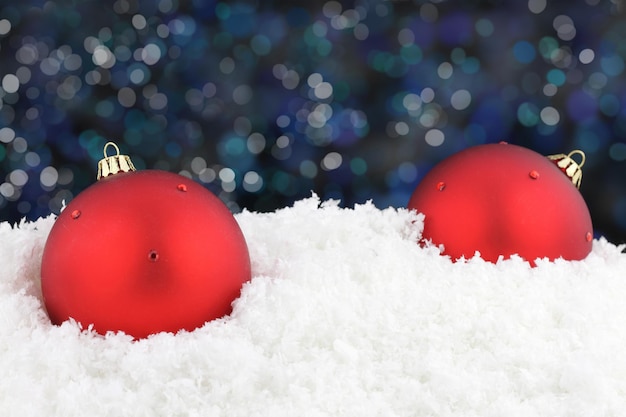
[1, 195, 626, 416]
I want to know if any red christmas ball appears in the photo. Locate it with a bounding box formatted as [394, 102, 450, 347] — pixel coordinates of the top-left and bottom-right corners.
[407, 143, 593, 265]
[41, 165, 251, 339]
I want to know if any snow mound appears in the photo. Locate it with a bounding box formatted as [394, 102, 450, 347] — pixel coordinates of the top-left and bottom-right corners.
[1, 195, 626, 416]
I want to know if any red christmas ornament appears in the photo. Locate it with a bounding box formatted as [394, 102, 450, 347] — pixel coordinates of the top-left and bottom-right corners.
[407, 143, 593, 265]
[41, 143, 251, 339]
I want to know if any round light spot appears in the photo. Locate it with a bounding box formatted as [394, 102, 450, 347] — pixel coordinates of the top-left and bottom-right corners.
[247, 132, 266, 154]
[0, 183, 15, 199]
[132, 14, 147, 30]
[425, 129, 445, 146]
[579, 48, 595, 64]
[141, 43, 162, 65]
[437, 62, 453, 79]
[398, 162, 418, 183]
[395, 121, 410, 135]
[543, 83, 558, 97]
[12, 137, 27, 153]
[92, 45, 115, 68]
[609, 143, 626, 161]
[300, 160, 318, 178]
[397, 28, 415, 46]
[117, 87, 136, 107]
[314, 82, 333, 99]
[220, 57, 235, 74]
[307, 73, 323, 88]
[219, 167, 236, 183]
[282, 70, 300, 90]
[540, 106, 560, 125]
[421, 88, 435, 103]
[528, 0, 546, 14]
[243, 171, 263, 192]
[233, 84, 252, 105]
[2, 74, 19, 93]
[321, 152, 343, 171]
[403, 93, 422, 112]
[40, 166, 59, 188]
[25, 152, 41, 167]
[190, 157, 207, 174]
[450, 89, 472, 110]
[276, 115, 290, 128]
[0, 127, 16, 143]
[149, 93, 168, 110]
[0, 19, 11, 35]
[553, 15, 576, 41]
[9, 169, 28, 187]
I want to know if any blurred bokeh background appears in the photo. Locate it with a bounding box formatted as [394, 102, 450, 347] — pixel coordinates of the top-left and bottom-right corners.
[1, 0, 625, 244]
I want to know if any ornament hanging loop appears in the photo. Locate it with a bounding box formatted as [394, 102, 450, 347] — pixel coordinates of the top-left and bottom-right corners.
[547, 149, 586, 189]
[567, 150, 585, 168]
[103, 142, 121, 159]
[97, 141, 136, 180]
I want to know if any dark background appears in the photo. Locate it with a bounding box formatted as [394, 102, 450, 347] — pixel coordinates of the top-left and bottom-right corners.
[1, 0, 625, 244]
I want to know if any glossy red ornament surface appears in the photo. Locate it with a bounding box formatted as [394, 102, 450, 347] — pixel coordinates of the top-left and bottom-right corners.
[407, 143, 593, 265]
[41, 170, 251, 339]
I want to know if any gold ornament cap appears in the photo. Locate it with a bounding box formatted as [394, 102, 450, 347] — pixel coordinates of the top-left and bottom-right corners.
[97, 142, 136, 180]
[547, 150, 585, 189]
